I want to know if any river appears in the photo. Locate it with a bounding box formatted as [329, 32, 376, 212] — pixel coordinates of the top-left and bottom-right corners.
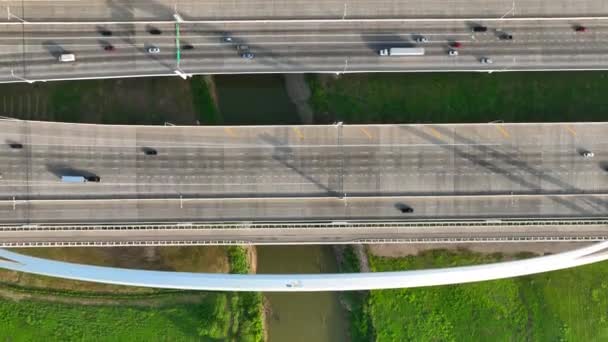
[257, 245, 348, 342]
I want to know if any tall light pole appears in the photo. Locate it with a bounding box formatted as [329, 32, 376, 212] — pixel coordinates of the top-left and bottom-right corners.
[172, 13, 191, 80]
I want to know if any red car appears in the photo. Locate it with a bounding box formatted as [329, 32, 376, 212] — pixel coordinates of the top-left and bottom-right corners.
[451, 42, 462, 48]
[104, 45, 115, 51]
[575, 26, 588, 32]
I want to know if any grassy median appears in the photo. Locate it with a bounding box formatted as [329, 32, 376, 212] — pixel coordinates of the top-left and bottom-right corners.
[309, 72, 608, 124]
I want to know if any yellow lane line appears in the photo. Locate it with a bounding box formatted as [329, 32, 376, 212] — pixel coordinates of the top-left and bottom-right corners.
[496, 125, 510, 138]
[224, 127, 236, 137]
[360, 127, 373, 140]
[427, 126, 441, 139]
[293, 127, 304, 140]
[566, 126, 577, 137]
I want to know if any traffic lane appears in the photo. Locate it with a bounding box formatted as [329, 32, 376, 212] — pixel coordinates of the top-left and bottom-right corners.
[3, 19, 606, 44]
[7, 44, 608, 80]
[6, 120, 604, 152]
[4, 21, 603, 78]
[1, 148, 605, 199]
[0, 122, 605, 196]
[3, 0, 608, 21]
[1, 194, 608, 224]
[3, 224, 608, 244]
[0, 142, 606, 198]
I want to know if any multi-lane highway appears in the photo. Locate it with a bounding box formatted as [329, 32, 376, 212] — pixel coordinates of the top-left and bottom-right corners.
[2, 0, 608, 21]
[2, 19, 608, 82]
[1, 120, 607, 224]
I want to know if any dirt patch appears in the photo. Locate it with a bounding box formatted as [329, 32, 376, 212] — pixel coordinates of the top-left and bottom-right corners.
[248, 245, 258, 274]
[203, 75, 220, 113]
[0, 285, 205, 307]
[368, 242, 594, 258]
[3, 246, 230, 295]
[284, 74, 313, 124]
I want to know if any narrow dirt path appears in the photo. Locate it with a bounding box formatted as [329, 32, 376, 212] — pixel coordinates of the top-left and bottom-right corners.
[284, 74, 314, 124]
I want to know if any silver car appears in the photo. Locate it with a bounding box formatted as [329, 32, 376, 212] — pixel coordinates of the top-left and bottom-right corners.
[480, 57, 493, 64]
[241, 52, 255, 60]
[147, 46, 160, 54]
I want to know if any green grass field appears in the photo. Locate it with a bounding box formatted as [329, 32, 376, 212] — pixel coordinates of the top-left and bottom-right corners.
[0, 246, 263, 341]
[367, 249, 608, 341]
[0, 76, 218, 125]
[309, 72, 608, 124]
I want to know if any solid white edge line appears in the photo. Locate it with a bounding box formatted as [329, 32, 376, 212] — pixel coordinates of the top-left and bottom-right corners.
[3, 16, 608, 25]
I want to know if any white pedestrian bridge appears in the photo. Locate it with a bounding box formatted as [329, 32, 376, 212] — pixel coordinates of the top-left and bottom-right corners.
[1, 242, 608, 291]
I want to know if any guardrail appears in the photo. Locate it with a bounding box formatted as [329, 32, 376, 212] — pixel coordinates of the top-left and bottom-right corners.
[3, 218, 608, 231]
[1, 218, 607, 247]
[1, 236, 606, 248]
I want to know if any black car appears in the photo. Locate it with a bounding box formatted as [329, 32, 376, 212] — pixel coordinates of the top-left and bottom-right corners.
[85, 176, 101, 182]
[472, 26, 488, 32]
[182, 44, 194, 50]
[100, 30, 112, 36]
[144, 148, 158, 156]
[499, 33, 513, 40]
[400, 207, 414, 213]
[9, 142, 23, 149]
[149, 28, 162, 35]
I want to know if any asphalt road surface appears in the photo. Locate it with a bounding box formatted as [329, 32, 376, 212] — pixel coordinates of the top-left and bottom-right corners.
[0, 120, 607, 223]
[2, 0, 608, 21]
[2, 20, 608, 82]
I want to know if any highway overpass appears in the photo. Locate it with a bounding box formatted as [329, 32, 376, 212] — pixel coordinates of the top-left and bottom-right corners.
[3, 19, 608, 82]
[0, 119, 606, 246]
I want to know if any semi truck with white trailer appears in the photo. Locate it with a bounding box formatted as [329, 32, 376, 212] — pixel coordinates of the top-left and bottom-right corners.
[61, 175, 100, 183]
[378, 47, 425, 56]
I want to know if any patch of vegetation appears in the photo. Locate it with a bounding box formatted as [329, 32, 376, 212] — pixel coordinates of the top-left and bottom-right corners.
[308, 72, 608, 124]
[0, 77, 202, 124]
[227, 246, 250, 274]
[0, 246, 264, 341]
[339, 246, 373, 342]
[190, 76, 222, 125]
[226, 246, 265, 342]
[0, 292, 245, 341]
[367, 249, 608, 341]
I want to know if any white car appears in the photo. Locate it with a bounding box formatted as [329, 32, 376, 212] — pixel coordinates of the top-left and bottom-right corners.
[480, 57, 493, 64]
[147, 46, 160, 54]
[448, 50, 459, 56]
[415, 36, 428, 43]
[583, 151, 595, 158]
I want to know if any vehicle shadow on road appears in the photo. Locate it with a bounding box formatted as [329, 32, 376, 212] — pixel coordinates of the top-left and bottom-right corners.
[360, 33, 413, 54]
[41, 41, 67, 59]
[46, 163, 98, 179]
